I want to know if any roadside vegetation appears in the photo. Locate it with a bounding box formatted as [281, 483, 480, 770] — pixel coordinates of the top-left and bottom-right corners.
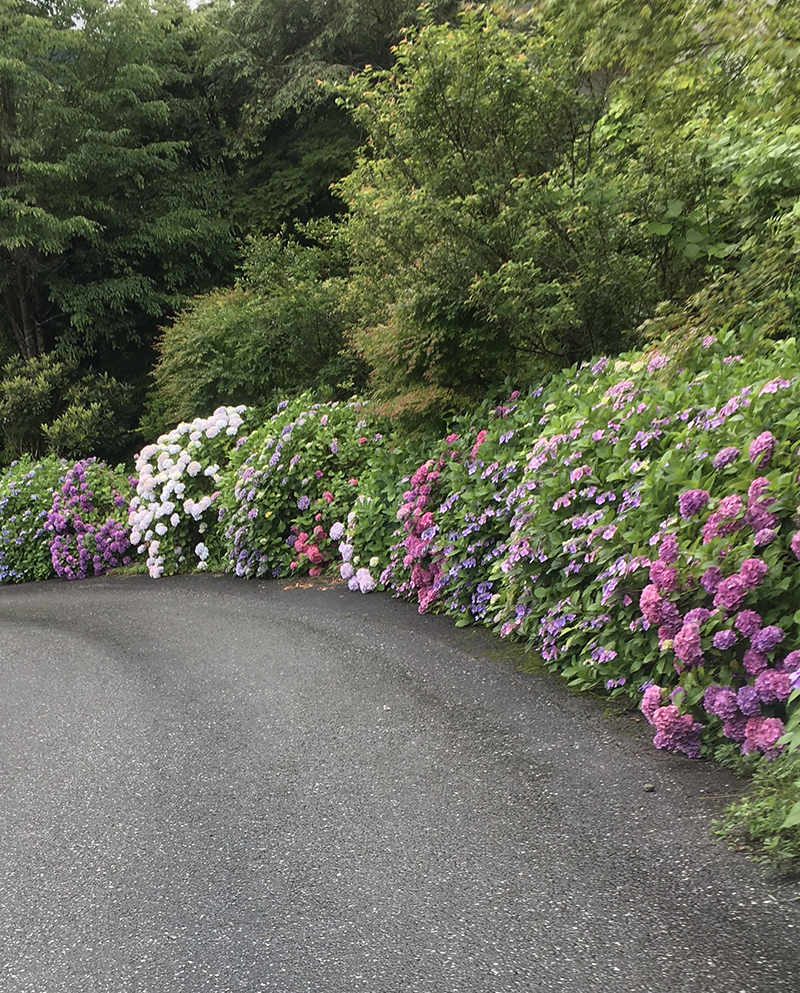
[1, 1, 799, 873]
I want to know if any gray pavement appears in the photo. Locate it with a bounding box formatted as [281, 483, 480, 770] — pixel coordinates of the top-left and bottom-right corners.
[0, 574, 798, 992]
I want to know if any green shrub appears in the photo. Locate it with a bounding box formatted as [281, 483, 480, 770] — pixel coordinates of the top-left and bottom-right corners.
[0, 355, 133, 463]
[142, 231, 366, 435]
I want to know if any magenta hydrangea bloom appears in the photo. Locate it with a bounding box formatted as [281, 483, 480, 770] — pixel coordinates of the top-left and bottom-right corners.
[754, 669, 791, 704]
[658, 533, 679, 564]
[652, 705, 705, 758]
[674, 622, 704, 667]
[679, 488, 710, 519]
[748, 431, 777, 469]
[713, 629, 737, 650]
[739, 558, 769, 589]
[703, 685, 739, 722]
[782, 649, 800, 672]
[735, 609, 762, 637]
[713, 575, 748, 612]
[753, 625, 785, 654]
[791, 532, 800, 560]
[736, 685, 761, 716]
[753, 528, 777, 547]
[649, 559, 678, 592]
[700, 566, 723, 595]
[747, 477, 772, 505]
[722, 714, 749, 741]
[717, 494, 743, 518]
[641, 685, 665, 724]
[713, 446, 740, 469]
[742, 649, 769, 675]
[742, 716, 785, 756]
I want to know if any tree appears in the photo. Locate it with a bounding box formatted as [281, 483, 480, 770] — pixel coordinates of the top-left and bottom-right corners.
[0, 0, 236, 369]
[199, 0, 461, 233]
[336, 5, 653, 419]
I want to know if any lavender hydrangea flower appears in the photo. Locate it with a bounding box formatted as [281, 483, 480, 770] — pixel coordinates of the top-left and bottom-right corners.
[791, 532, 800, 560]
[703, 685, 739, 722]
[678, 488, 710, 519]
[752, 625, 785, 653]
[736, 685, 761, 716]
[700, 566, 723, 595]
[712, 446, 740, 469]
[713, 629, 737, 650]
[658, 533, 678, 564]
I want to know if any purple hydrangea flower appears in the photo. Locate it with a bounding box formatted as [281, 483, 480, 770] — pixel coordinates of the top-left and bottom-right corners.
[782, 650, 800, 673]
[713, 629, 738, 650]
[736, 685, 761, 716]
[735, 610, 762, 637]
[678, 488, 710, 519]
[713, 575, 748, 612]
[742, 649, 769, 675]
[722, 714, 749, 741]
[659, 533, 679, 564]
[748, 431, 776, 469]
[712, 446, 740, 469]
[700, 566, 723, 595]
[739, 558, 769, 589]
[752, 625, 785, 654]
[791, 532, 800, 560]
[297, 495, 311, 511]
[649, 559, 678, 592]
[704, 685, 739, 722]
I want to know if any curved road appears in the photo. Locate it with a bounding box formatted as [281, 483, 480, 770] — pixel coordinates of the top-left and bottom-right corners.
[0, 575, 798, 992]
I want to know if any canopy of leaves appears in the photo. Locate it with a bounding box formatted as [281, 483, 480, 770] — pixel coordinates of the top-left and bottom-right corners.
[0, 0, 236, 368]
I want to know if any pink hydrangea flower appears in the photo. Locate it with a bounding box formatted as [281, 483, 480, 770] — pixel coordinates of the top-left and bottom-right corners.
[742, 716, 785, 756]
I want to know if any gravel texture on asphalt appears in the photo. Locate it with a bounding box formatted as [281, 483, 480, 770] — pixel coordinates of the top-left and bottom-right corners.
[0, 574, 798, 992]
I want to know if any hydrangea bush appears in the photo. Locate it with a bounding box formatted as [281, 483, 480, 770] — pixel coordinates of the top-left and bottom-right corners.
[221, 396, 390, 581]
[128, 406, 247, 577]
[0, 456, 65, 583]
[46, 459, 136, 580]
[345, 332, 800, 768]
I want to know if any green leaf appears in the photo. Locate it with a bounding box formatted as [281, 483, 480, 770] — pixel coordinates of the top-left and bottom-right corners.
[780, 801, 800, 830]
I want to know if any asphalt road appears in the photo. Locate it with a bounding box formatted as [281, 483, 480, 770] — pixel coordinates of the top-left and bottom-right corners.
[0, 574, 798, 993]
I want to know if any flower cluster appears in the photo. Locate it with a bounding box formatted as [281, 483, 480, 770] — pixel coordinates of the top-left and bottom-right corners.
[128, 406, 247, 577]
[46, 459, 134, 579]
